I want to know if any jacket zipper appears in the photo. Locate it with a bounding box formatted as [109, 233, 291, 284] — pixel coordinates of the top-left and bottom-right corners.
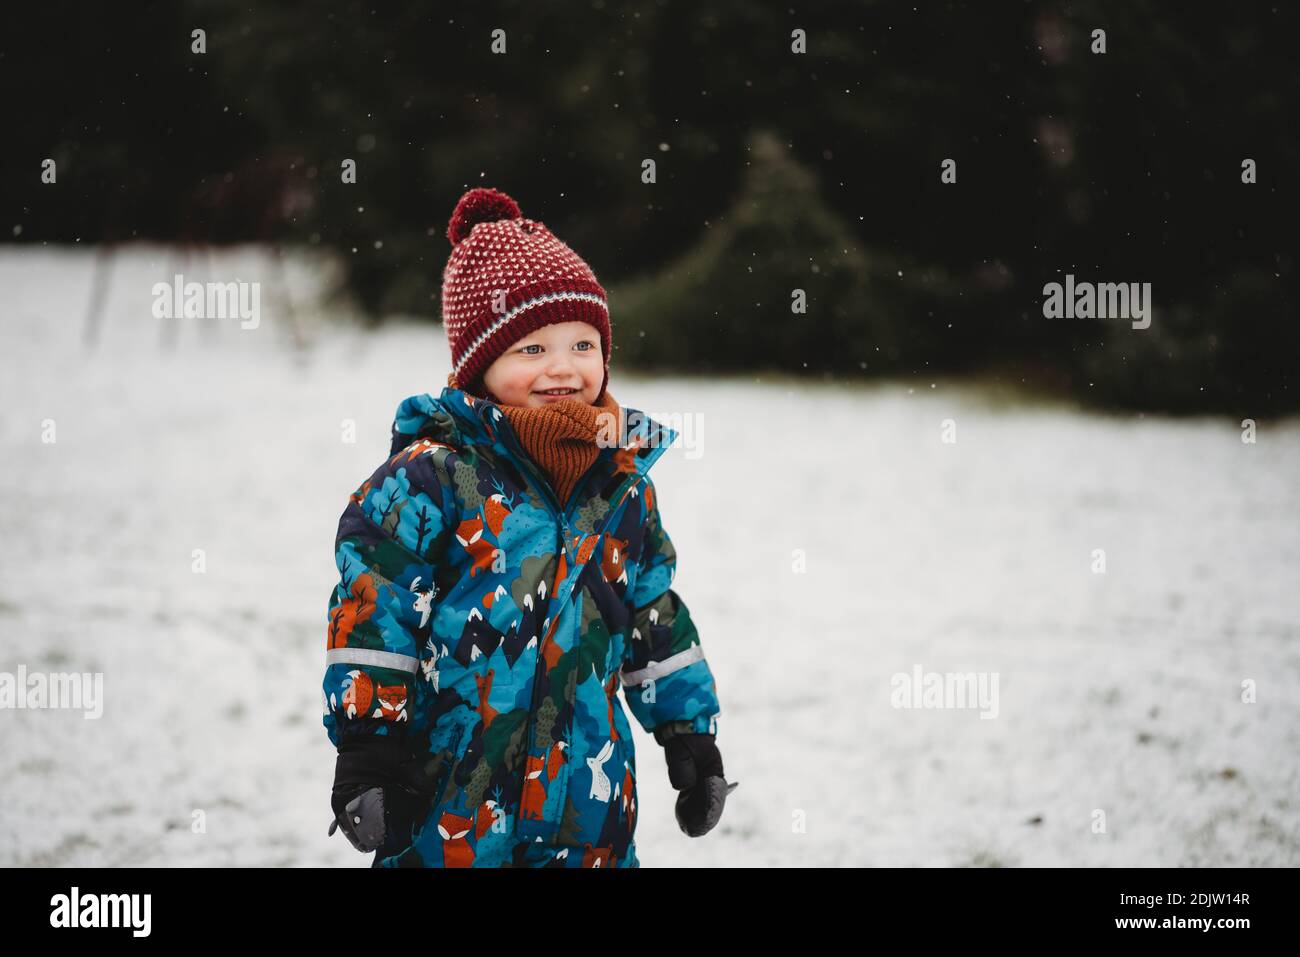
[490, 410, 606, 532]
[488, 407, 645, 836]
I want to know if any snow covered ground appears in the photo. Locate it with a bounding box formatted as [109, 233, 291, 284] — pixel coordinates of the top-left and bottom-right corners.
[1, 246, 1297, 867]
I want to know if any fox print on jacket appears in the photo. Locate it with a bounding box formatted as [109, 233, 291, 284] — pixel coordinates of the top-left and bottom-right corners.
[322, 385, 721, 867]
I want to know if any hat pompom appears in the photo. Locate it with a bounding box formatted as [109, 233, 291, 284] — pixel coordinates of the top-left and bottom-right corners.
[446, 187, 523, 246]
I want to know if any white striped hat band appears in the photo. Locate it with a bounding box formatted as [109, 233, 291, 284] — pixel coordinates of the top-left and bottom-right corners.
[452, 290, 609, 378]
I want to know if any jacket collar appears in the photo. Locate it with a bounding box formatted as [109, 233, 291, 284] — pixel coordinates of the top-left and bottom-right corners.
[390, 386, 678, 478]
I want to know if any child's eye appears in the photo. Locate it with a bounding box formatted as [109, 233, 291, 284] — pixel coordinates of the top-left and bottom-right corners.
[520, 341, 593, 355]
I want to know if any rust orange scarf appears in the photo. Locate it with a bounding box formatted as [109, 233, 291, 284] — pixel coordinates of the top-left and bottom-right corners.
[446, 373, 623, 506]
[498, 391, 623, 506]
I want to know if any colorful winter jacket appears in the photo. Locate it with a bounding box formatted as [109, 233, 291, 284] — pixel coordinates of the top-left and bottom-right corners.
[322, 385, 721, 867]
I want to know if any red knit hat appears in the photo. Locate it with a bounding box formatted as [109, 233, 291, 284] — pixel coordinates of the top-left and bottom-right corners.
[440, 187, 612, 403]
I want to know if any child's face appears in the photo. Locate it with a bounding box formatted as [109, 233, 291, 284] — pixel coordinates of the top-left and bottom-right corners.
[481, 321, 604, 408]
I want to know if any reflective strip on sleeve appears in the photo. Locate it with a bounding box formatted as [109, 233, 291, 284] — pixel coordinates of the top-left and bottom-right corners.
[325, 647, 420, 674]
[621, 644, 704, 686]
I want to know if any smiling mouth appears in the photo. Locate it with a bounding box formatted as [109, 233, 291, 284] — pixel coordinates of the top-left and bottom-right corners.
[534, 388, 579, 396]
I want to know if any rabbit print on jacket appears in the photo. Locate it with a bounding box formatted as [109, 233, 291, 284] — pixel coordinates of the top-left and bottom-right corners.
[322, 385, 721, 867]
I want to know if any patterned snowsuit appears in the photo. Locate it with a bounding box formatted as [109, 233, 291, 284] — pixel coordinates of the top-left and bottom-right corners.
[322, 386, 721, 867]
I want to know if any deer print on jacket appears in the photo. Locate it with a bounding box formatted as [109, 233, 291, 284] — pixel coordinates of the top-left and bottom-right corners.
[410, 576, 436, 628]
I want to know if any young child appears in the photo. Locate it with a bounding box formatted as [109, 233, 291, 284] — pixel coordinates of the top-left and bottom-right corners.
[323, 187, 731, 868]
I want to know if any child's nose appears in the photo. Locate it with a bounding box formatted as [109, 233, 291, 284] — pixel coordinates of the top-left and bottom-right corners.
[544, 354, 577, 377]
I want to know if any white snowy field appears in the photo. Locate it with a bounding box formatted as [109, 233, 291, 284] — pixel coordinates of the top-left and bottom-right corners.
[1, 245, 1298, 867]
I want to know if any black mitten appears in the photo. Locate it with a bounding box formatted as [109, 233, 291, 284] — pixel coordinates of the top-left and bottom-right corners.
[654, 722, 735, 838]
[328, 735, 432, 854]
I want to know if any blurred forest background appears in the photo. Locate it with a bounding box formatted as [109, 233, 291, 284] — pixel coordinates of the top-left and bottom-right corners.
[3, 0, 1296, 414]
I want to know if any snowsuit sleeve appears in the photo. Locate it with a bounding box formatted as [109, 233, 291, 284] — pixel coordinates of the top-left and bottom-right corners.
[322, 442, 453, 749]
[620, 477, 721, 737]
